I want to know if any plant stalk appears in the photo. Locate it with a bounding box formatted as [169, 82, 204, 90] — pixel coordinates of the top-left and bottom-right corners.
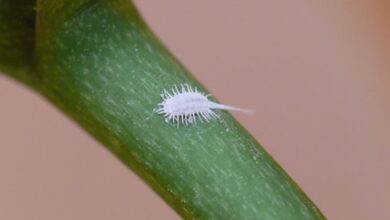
[0, 0, 325, 219]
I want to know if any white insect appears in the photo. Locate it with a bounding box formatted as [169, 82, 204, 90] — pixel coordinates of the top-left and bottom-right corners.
[156, 84, 252, 125]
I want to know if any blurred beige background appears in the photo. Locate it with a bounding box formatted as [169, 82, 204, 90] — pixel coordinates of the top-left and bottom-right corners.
[1, 1, 389, 219]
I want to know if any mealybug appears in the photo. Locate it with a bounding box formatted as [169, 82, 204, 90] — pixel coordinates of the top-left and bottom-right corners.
[156, 84, 252, 125]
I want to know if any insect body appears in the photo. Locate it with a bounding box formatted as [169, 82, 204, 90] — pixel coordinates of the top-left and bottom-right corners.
[156, 84, 251, 125]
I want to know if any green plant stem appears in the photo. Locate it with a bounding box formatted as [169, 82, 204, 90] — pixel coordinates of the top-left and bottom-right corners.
[0, 0, 39, 88]
[1, 0, 325, 219]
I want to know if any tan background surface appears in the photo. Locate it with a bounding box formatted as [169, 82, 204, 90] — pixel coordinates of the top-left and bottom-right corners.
[1, 1, 389, 219]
